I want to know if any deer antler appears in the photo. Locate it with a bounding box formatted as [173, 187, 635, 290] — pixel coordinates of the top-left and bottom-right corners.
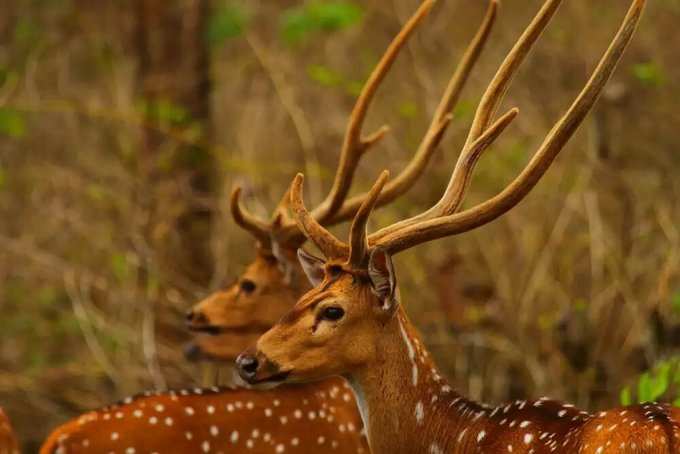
[291, 0, 645, 264]
[372, 0, 645, 255]
[325, 0, 499, 224]
[309, 0, 435, 225]
[230, 187, 271, 246]
[347, 170, 390, 267]
[236, 0, 497, 250]
[289, 174, 349, 260]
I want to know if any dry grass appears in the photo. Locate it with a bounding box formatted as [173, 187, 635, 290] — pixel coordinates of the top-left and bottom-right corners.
[1, 0, 679, 449]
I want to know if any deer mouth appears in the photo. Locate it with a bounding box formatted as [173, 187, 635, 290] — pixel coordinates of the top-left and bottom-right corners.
[186, 323, 224, 335]
[254, 369, 292, 384]
[186, 321, 274, 336]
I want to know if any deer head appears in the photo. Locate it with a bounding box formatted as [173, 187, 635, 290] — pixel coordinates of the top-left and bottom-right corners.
[236, 173, 404, 384]
[185, 247, 307, 362]
[185, 0, 498, 363]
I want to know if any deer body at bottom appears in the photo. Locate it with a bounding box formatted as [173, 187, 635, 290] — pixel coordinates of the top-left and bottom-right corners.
[41, 377, 367, 454]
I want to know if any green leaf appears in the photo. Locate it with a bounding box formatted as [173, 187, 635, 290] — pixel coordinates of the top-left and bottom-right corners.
[637, 372, 652, 402]
[453, 100, 475, 122]
[0, 66, 11, 87]
[674, 398, 680, 408]
[177, 144, 211, 167]
[308, 2, 363, 31]
[36, 287, 59, 307]
[344, 80, 363, 97]
[139, 99, 191, 126]
[110, 253, 130, 283]
[281, 9, 316, 44]
[503, 140, 529, 169]
[674, 361, 680, 385]
[649, 362, 671, 401]
[0, 108, 27, 138]
[574, 299, 588, 313]
[86, 184, 106, 202]
[207, 4, 248, 46]
[281, 1, 363, 44]
[398, 101, 418, 119]
[28, 351, 47, 373]
[632, 61, 665, 87]
[307, 64, 343, 87]
[620, 386, 632, 406]
[14, 18, 40, 47]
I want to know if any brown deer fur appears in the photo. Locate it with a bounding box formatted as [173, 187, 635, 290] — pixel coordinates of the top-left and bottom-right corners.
[0, 408, 19, 454]
[40, 379, 366, 454]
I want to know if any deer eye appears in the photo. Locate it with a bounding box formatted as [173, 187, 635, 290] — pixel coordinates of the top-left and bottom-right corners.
[320, 306, 345, 322]
[327, 265, 343, 277]
[240, 279, 257, 294]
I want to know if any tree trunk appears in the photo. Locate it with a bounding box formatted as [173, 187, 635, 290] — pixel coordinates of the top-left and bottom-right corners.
[135, 0, 215, 286]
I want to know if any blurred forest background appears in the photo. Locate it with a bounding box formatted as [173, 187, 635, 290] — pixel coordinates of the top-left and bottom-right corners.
[1, 0, 679, 449]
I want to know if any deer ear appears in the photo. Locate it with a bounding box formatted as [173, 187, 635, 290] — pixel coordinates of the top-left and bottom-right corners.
[297, 248, 326, 286]
[271, 240, 295, 285]
[368, 247, 398, 312]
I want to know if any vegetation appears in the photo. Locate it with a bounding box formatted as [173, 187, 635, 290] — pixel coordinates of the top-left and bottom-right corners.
[1, 0, 679, 450]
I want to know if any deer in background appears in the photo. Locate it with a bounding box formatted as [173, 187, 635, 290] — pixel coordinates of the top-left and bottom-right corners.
[41, 1, 497, 452]
[0, 408, 19, 454]
[236, 1, 677, 453]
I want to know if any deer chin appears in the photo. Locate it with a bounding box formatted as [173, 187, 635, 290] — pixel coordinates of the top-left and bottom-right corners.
[232, 371, 291, 390]
[182, 341, 230, 363]
[242, 368, 292, 386]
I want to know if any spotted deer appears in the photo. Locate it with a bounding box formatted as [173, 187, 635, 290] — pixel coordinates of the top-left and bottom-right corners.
[236, 2, 679, 453]
[41, 2, 498, 453]
[0, 408, 19, 454]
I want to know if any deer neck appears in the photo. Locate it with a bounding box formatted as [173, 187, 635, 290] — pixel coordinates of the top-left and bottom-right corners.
[346, 306, 488, 454]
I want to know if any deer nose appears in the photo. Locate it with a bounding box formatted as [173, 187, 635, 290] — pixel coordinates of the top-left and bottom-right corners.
[236, 353, 259, 380]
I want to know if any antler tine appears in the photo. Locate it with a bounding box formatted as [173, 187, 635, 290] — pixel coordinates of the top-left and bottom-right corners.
[433, 107, 519, 210]
[466, 0, 562, 144]
[230, 187, 272, 246]
[434, 0, 563, 217]
[271, 185, 293, 225]
[348, 170, 390, 267]
[328, 0, 499, 225]
[370, 0, 562, 242]
[311, 0, 436, 225]
[375, 0, 645, 255]
[289, 174, 349, 259]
